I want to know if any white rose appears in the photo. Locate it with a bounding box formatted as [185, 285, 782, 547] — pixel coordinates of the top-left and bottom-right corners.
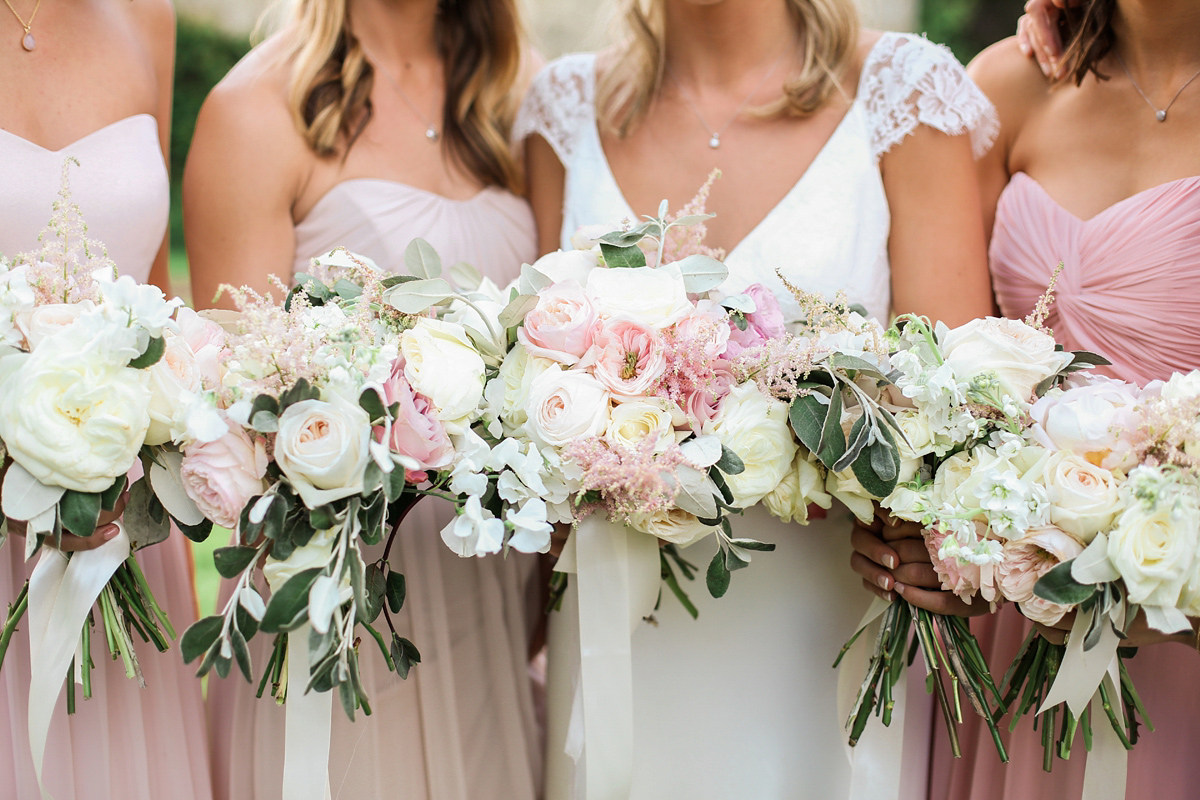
[530, 249, 599, 286]
[526, 365, 611, 448]
[0, 349, 151, 493]
[606, 399, 675, 452]
[15, 302, 92, 350]
[941, 317, 1073, 402]
[1043, 452, 1125, 543]
[400, 318, 486, 434]
[628, 507, 713, 547]
[703, 382, 796, 507]
[585, 265, 693, 329]
[764, 452, 831, 524]
[485, 343, 556, 436]
[275, 396, 371, 508]
[143, 330, 203, 446]
[893, 409, 935, 484]
[827, 468, 876, 524]
[930, 450, 981, 509]
[1108, 499, 1200, 609]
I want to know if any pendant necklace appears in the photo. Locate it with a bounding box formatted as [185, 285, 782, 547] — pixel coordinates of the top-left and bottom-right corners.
[368, 49, 441, 144]
[1115, 52, 1200, 123]
[666, 48, 789, 149]
[3, 0, 43, 52]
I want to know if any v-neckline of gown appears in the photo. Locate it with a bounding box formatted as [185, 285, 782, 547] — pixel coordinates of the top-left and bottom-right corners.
[587, 59, 861, 264]
[0, 114, 155, 154]
[1010, 171, 1200, 226]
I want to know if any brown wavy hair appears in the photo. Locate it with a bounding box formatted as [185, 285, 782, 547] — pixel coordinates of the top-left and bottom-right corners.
[267, 0, 523, 192]
[1056, 0, 1117, 86]
[597, 0, 860, 137]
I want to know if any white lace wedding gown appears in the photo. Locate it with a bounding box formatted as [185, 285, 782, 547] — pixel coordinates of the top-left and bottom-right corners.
[515, 33, 997, 799]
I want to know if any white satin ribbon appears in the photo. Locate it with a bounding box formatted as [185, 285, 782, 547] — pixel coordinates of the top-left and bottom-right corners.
[837, 596, 908, 800]
[558, 517, 660, 800]
[282, 624, 333, 800]
[27, 526, 130, 800]
[1081, 666, 1127, 800]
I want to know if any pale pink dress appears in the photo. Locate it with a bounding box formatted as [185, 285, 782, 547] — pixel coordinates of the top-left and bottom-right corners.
[931, 172, 1200, 799]
[0, 115, 214, 799]
[205, 179, 545, 800]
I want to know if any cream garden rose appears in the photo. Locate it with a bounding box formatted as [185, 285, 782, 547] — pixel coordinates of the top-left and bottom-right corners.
[144, 330, 203, 446]
[0, 349, 151, 493]
[1107, 494, 1200, 609]
[275, 395, 371, 508]
[485, 344, 555, 437]
[530, 248, 599, 286]
[526, 365, 612, 448]
[606, 399, 675, 452]
[941, 317, 1073, 402]
[585, 265, 693, 329]
[703, 381, 796, 507]
[998, 526, 1086, 626]
[629, 507, 713, 547]
[1042, 452, 1125, 542]
[764, 453, 831, 524]
[400, 318, 486, 434]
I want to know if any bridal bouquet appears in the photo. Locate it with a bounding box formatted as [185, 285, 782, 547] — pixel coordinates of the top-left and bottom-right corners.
[0, 167, 216, 701]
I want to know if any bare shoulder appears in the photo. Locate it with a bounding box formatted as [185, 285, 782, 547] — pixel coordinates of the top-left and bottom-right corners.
[968, 36, 1050, 115]
[125, 0, 175, 35]
[198, 37, 299, 151]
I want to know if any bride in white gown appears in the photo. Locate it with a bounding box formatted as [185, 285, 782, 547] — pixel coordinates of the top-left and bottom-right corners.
[517, 1, 998, 797]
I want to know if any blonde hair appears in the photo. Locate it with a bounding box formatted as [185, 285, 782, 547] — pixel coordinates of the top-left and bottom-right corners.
[597, 0, 860, 137]
[266, 0, 523, 192]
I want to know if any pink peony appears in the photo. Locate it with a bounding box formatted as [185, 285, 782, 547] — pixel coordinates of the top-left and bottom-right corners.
[517, 280, 598, 365]
[176, 307, 227, 389]
[381, 359, 455, 472]
[724, 284, 786, 359]
[590, 318, 667, 398]
[180, 426, 268, 528]
[998, 526, 1085, 626]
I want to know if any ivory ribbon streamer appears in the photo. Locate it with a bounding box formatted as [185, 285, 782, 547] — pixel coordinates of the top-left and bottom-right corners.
[837, 596, 909, 800]
[282, 625, 333, 800]
[560, 517, 660, 800]
[27, 526, 131, 800]
[1081, 666, 1128, 800]
[1039, 606, 1121, 717]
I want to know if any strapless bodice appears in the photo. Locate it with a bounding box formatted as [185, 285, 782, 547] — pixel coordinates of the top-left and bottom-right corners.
[292, 179, 537, 284]
[991, 172, 1200, 385]
[0, 115, 168, 281]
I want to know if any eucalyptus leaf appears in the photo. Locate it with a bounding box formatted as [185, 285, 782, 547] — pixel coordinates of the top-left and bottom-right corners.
[100, 476, 128, 512]
[386, 571, 407, 613]
[148, 450, 206, 526]
[728, 538, 776, 552]
[518, 263, 553, 295]
[181, 615, 224, 664]
[333, 279, 363, 300]
[1034, 560, 1099, 606]
[230, 627, 253, 682]
[598, 242, 647, 269]
[382, 278, 454, 314]
[833, 414, 872, 473]
[404, 238, 443, 279]
[498, 293, 539, 329]
[720, 294, 758, 314]
[59, 490, 102, 538]
[816, 388, 846, 467]
[675, 254, 728, 294]
[789, 394, 826, 454]
[1, 461, 65, 521]
[250, 410, 279, 433]
[449, 261, 483, 291]
[671, 213, 716, 227]
[214, 546, 259, 580]
[359, 388, 388, 424]
[680, 436, 723, 469]
[260, 568, 322, 634]
[673, 465, 719, 520]
[280, 378, 320, 409]
[714, 445, 746, 476]
[129, 335, 165, 369]
[1071, 534, 1120, 584]
[706, 549, 731, 598]
[123, 477, 170, 550]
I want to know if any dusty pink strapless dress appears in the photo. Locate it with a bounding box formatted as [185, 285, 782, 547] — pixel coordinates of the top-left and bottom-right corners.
[204, 180, 545, 800]
[0, 116, 214, 799]
[932, 171, 1200, 799]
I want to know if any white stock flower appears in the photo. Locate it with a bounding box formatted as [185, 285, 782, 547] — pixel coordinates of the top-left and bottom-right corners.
[703, 382, 797, 507]
[442, 496, 505, 557]
[941, 317, 1073, 403]
[401, 318, 487, 434]
[585, 264, 692, 328]
[275, 396, 371, 508]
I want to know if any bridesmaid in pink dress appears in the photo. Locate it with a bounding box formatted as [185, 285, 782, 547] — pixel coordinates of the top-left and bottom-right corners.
[0, 1, 214, 798]
[184, 1, 543, 798]
[930, 1, 1200, 797]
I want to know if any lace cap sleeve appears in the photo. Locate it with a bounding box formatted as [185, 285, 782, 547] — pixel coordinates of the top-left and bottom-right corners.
[513, 53, 597, 166]
[860, 33, 999, 161]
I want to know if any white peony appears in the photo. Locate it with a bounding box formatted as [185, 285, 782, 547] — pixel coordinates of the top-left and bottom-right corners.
[585, 264, 693, 329]
[526, 365, 611, 448]
[400, 318, 487, 434]
[941, 317, 1073, 403]
[275, 396, 371, 508]
[0, 349, 151, 493]
[629, 507, 714, 547]
[703, 381, 796, 507]
[1029, 377, 1141, 469]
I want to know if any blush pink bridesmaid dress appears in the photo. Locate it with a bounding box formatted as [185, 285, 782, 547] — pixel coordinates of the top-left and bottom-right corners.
[931, 171, 1200, 799]
[204, 180, 544, 800]
[0, 115, 214, 799]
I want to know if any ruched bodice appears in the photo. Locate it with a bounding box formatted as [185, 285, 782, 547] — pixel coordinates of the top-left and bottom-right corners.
[292, 180, 536, 282]
[991, 172, 1200, 385]
[0, 115, 168, 277]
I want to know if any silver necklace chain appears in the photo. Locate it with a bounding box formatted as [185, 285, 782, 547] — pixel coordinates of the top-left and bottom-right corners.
[363, 46, 441, 143]
[666, 50, 789, 149]
[1114, 52, 1200, 123]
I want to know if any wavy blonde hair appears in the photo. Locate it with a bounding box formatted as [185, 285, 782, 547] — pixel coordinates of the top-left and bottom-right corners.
[598, 0, 859, 137]
[266, 0, 523, 192]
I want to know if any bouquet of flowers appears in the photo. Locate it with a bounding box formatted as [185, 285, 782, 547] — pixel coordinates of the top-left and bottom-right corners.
[0, 165, 215, 699]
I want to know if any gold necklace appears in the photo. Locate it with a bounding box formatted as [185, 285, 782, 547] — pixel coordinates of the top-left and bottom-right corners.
[3, 0, 43, 52]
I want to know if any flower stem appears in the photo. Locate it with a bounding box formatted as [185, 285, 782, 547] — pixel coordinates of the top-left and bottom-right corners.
[0, 581, 30, 671]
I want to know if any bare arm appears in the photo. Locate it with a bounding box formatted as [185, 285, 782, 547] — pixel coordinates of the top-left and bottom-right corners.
[525, 134, 566, 256]
[883, 125, 996, 325]
[183, 70, 307, 310]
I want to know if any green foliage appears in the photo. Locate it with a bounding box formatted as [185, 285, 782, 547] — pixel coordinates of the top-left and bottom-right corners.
[920, 0, 1027, 63]
[170, 18, 252, 253]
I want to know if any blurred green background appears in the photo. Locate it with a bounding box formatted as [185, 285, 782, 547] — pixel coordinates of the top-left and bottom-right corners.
[175, 0, 1026, 615]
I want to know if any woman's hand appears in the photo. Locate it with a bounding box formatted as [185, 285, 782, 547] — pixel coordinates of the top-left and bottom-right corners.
[1015, 0, 1083, 79]
[1034, 609, 1198, 649]
[6, 492, 128, 552]
[850, 510, 990, 617]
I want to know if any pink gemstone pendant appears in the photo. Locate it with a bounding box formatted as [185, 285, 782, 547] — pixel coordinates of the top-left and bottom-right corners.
[21, 31, 34, 51]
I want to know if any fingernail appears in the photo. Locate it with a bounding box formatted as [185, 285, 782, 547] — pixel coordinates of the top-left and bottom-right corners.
[883, 554, 897, 569]
[102, 526, 119, 541]
[894, 583, 907, 596]
[877, 575, 891, 590]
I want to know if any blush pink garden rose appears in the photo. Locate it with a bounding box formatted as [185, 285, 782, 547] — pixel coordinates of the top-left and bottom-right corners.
[998, 526, 1086, 625]
[723, 284, 786, 359]
[180, 426, 269, 528]
[381, 359, 454, 477]
[682, 358, 735, 427]
[517, 280, 599, 364]
[672, 300, 732, 361]
[176, 307, 227, 389]
[590, 318, 668, 398]
[925, 523, 1000, 603]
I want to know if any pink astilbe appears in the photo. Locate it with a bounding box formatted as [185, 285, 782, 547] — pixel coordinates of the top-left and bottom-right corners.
[658, 169, 726, 264]
[1130, 392, 1200, 470]
[732, 334, 822, 402]
[17, 159, 115, 305]
[563, 435, 686, 522]
[652, 318, 728, 416]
